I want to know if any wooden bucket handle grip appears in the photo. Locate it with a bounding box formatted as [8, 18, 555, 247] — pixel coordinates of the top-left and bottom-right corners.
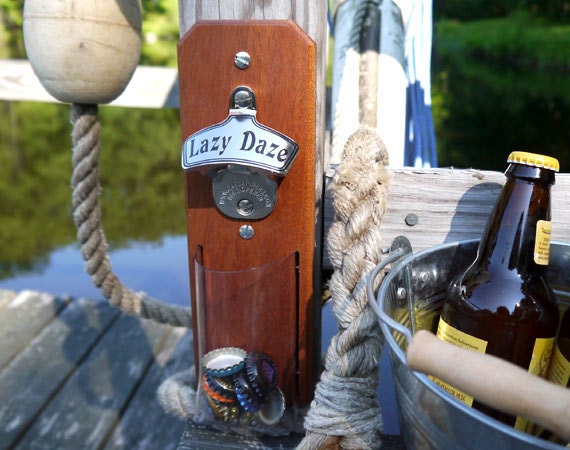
[406, 329, 570, 442]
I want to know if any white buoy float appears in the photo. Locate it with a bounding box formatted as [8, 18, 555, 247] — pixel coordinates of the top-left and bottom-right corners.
[22, 0, 142, 104]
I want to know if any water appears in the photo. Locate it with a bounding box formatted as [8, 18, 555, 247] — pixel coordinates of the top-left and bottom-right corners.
[0, 101, 187, 302]
[0, 236, 191, 306]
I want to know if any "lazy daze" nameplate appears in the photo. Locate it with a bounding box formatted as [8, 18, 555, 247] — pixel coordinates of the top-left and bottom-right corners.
[181, 109, 299, 176]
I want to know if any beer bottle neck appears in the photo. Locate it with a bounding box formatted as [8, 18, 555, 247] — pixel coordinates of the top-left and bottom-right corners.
[478, 164, 554, 276]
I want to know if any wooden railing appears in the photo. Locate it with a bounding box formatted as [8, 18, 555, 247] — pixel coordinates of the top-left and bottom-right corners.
[0, 59, 179, 108]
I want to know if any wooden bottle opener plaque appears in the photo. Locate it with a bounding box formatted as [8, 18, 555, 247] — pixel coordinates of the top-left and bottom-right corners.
[178, 20, 320, 406]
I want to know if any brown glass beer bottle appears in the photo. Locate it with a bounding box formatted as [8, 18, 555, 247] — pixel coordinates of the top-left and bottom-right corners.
[434, 151, 560, 431]
[535, 307, 570, 443]
[548, 307, 570, 388]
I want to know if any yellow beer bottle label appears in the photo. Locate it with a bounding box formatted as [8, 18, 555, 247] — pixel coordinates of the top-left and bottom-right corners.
[548, 344, 570, 387]
[435, 318, 555, 435]
[514, 337, 555, 433]
[534, 220, 552, 265]
[432, 318, 488, 406]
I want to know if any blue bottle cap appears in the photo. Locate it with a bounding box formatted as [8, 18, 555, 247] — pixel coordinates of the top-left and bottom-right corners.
[232, 370, 264, 413]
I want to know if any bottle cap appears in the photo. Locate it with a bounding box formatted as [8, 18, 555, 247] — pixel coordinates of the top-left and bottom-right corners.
[245, 352, 278, 398]
[232, 370, 264, 412]
[201, 374, 236, 404]
[507, 151, 560, 172]
[205, 394, 241, 422]
[205, 371, 238, 402]
[201, 347, 247, 377]
[255, 388, 285, 426]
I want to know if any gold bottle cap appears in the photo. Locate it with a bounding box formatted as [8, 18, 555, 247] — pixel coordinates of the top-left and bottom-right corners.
[507, 151, 560, 172]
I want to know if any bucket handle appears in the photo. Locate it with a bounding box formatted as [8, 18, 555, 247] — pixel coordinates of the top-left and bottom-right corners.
[367, 247, 413, 346]
[407, 330, 570, 443]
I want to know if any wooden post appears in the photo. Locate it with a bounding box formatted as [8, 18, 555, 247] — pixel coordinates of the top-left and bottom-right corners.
[177, 2, 328, 171]
[176, 0, 327, 419]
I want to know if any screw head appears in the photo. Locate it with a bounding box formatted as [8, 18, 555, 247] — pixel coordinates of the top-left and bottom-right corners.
[405, 213, 419, 226]
[237, 198, 254, 216]
[239, 225, 254, 240]
[235, 51, 251, 69]
[233, 89, 254, 109]
[396, 287, 407, 299]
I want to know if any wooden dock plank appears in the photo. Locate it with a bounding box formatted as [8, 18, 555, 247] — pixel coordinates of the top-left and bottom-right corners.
[0, 298, 120, 449]
[13, 311, 173, 449]
[103, 327, 193, 450]
[0, 59, 179, 109]
[323, 168, 570, 269]
[0, 291, 70, 371]
[176, 423, 304, 450]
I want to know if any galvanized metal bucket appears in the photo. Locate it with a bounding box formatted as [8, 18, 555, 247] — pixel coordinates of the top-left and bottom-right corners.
[368, 238, 569, 450]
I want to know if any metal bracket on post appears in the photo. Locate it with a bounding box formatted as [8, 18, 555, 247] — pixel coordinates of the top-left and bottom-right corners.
[178, 20, 319, 411]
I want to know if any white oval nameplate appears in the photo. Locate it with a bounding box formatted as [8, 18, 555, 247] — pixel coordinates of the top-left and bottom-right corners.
[181, 110, 299, 176]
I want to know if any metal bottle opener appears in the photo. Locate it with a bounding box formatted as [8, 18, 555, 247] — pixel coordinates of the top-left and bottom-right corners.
[181, 87, 298, 220]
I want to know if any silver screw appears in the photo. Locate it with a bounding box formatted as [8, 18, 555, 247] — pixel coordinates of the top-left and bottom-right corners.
[396, 287, 407, 299]
[233, 89, 254, 109]
[239, 225, 254, 240]
[235, 51, 251, 69]
[237, 199, 254, 216]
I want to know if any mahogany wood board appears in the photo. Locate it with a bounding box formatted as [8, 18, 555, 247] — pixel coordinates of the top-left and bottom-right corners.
[178, 20, 318, 406]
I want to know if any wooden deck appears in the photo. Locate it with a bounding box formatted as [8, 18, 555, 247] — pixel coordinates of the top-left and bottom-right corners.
[0, 289, 191, 450]
[0, 289, 406, 449]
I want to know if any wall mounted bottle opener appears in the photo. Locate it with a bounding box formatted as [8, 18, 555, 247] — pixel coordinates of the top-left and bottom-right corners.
[178, 20, 321, 408]
[181, 86, 298, 220]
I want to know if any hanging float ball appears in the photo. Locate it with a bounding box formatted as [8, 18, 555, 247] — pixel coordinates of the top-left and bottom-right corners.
[23, 0, 142, 105]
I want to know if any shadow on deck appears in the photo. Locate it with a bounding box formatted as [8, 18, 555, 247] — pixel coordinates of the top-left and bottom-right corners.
[0, 290, 191, 450]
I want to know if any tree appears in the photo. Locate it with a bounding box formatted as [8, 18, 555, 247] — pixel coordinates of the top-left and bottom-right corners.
[0, 0, 178, 64]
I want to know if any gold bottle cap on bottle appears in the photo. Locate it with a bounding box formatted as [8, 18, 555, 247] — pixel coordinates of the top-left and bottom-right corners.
[507, 151, 560, 172]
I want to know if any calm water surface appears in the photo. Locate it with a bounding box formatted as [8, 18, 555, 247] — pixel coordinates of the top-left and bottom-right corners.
[0, 235, 191, 306]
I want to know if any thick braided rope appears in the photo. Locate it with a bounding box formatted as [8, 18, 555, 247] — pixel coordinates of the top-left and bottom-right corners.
[70, 103, 192, 328]
[157, 368, 197, 419]
[298, 129, 391, 450]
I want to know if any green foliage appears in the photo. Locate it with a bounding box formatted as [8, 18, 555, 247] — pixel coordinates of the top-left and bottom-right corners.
[0, 102, 185, 279]
[0, 0, 24, 58]
[433, 14, 570, 170]
[0, 0, 178, 65]
[434, 0, 570, 22]
[434, 0, 519, 21]
[436, 13, 570, 70]
[519, 0, 570, 22]
[140, 0, 179, 66]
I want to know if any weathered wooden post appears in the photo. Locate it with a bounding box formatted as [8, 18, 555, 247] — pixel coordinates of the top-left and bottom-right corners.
[177, 1, 327, 433]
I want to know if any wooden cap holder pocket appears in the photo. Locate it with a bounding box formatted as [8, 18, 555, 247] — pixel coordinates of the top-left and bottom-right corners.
[178, 20, 321, 431]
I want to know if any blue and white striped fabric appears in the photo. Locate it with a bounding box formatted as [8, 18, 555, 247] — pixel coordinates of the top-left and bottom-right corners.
[402, 0, 438, 168]
[329, 0, 437, 168]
